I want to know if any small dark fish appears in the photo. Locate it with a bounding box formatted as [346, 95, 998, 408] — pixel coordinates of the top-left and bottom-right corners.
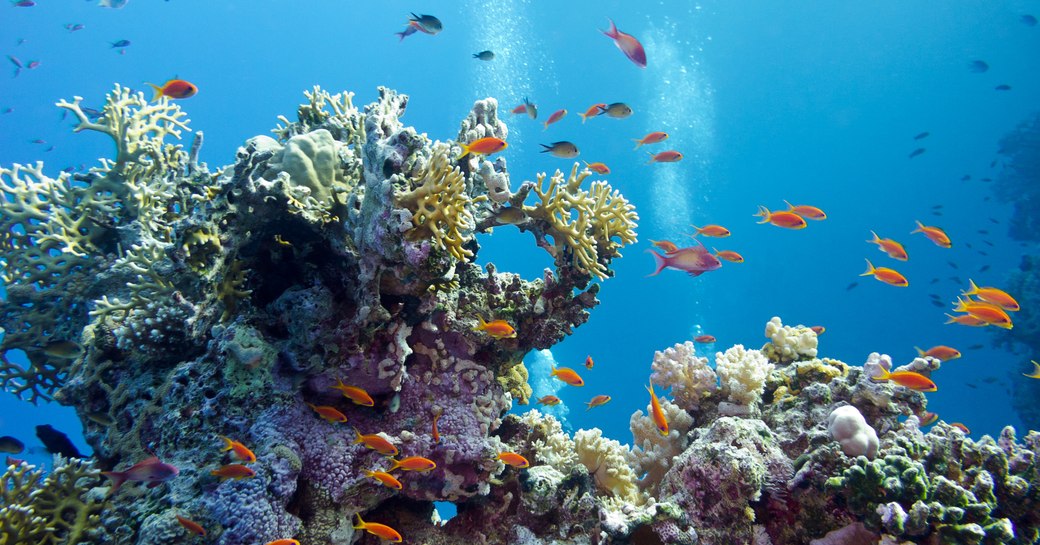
[473, 50, 494, 61]
[989, 159, 997, 167]
[981, 376, 998, 384]
[1021, 14, 1037, 26]
[967, 383, 978, 389]
[845, 281, 858, 291]
[932, 211, 943, 216]
[409, 13, 442, 33]
[0, 436, 25, 454]
[929, 278, 940, 285]
[932, 204, 943, 209]
[914, 131, 930, 140]
[929, 293, 941, 299]
[539, 141, 579, 158]
[85, 411, 115, 427]
[61, 166, 74, 173]
[64, 23, 85, 32]
[968, 344, 984, 350]
[2, 107, 11, 114]
[7, 55, 22, 69]
[908, 148, 926, 158]
[968, 60, 989, 73]
[44, 145, 54, 152]
[983, 240, 994, 247]
[30, 139, 45, 144]
[978, 250, 988, 256]
[979, 265, 990, 272]
[948, 261, 958, 270]
[13, 1, 35, 7]
[598, 102, 633, 118]
[977, 229, 989, 234]
[35, 424, 84, 458]
[82, 107, 103, 119]
[965, 242, 974, 249]
[995, 84, 1011, 91]
[930, 300, 945, 307]
[981, 177, 992, 182]
[110, 39, 131, 48]
[950, 276, 963, 284]
[989, 217, 999, 224]
[961, 174, 971, 181]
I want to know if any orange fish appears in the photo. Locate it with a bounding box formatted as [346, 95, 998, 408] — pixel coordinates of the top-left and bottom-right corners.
[783, 200, 827, 220]
[363, 469, 403, 490]
[712, 248, 744, 263]
[431, 410, 442, 444]
[579, 103, 607, 123]
[945, 313, 988, 327]
[550, 366, 584, 386]
[646, 379, 669, 436]
[1023, 360, 1040, 379]
[690, 224, 731, 238]
[694, 335, 716, 343]
[584, 355, 594, 369]
[219, 436, 256, 463]
[754, 206, 807, 229]
[264, 540, 300, 545]
[307, 403, 348, 423]
[332, 380, 375, 407]
[950, 422, 971, 434]
[861, 259, 909, 287]
[147, 79, 197, 101]
[871, 368, 937, 392]
[211, 463, 255, 480]
[911, 220, 952, 248]
[963, 279, 1019, 311]
[543, 108, 567, 130]
[354, 429, 399, 456]
[953, 297, 1013, 328]
[633, 131, 668, 149]
[354, 514, 402, 543]
[176, 515, 206, 536]
[585, 395, 611, 410]
[584, 161, 610, 175]
[914, 345, 961, 361]
[458, 137, 507, 159]
[919, 411, 939, 426]
[497, 452, 530, 468]
[537, 395, 561, 406]
[867, 231, 909, 261]
[810, 325, 826, 335]
[647, 150, 683, 163]
[511, 104, 527, 115]
[474, 316, 517, 339]
[649, 239, 680, 253]
[387, 456, 437, 472]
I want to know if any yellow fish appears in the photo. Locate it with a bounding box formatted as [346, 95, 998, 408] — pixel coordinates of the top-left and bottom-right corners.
[1025, 360, 1040, 379]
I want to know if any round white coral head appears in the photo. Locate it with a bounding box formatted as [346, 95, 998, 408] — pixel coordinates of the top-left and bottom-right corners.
[827, 405, 879, 459]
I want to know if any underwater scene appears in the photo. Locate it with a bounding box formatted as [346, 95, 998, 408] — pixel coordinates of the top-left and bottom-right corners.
[1, 1, 1040, 544]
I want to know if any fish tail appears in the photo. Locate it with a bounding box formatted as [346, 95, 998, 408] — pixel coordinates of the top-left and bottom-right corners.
[645, 151, 656, 164]
[1025, 360, 1040, 379]
[538, 144, 552, 153]
[585, 402, 592, 411]
[632, 139, 643, 150]
[353, 428, 363, 444]
[601, 17, 619, 38]
[146, 83, 163, 102]
[458, 142, 471, 159]
[943, 313, 958, 324]
[871, 367, 891, 383]
[354, 513, 366, 530]
[867, 230, 881, 244]
[914, 346, 925, 357]
[579, 113, 587, 123]
[754, 205, 771, 224]
[473, 315, 487, 332]
[219, 436, 233, 452]
[965, 278, 980, 295]
[860, 259, 876, 277]
[911, 220, 924, 234]
[783, 199, 795, 211]
[101, 471, 127, 493]
[646, 249, 668, 277]
[386, 458, 401, 472]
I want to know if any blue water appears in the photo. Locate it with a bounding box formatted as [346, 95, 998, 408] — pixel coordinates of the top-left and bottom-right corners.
[1, 1, 1037, 469]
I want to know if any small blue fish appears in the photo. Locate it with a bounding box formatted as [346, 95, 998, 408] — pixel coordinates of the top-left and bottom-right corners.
[110, 39, 131, 48]
[1021, 14, 1037, 26]
[968, 60, 989, 73]
[908, 148, 926, 159]
[994, 84, 1011, 91]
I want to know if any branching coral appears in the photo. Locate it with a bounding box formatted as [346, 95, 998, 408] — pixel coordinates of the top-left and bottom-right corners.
[574, 428, 645, 505]
[763, 316, 819, 365]
[628, 397, 694, 492]
[0, 457, 110, 545]
[396, 142, 483, 261]
[716, 344, 774, 407]
[650, 341, 718, 412]
[520, 163, 638, 279]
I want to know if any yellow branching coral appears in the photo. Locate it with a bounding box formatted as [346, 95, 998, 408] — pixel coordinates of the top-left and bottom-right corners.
[274, 86, 366, 148]
[523, 163, 638, 279]
[573, 428, 646, 505]
[0, 457, 109, 545]
[396, 143, 483, 261]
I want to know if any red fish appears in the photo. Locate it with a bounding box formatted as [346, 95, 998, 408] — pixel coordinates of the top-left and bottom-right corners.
[353, 429, 399, 457]
[871, 368, 937, 392]
[963, 279, 1019, 311]
[914, 346, 960, 361]
[694, 335, 716, 343]
[511, 104, 528, 115]
[474, 316, 517, 339]
[861, 259, 909, 287]
[219, 436, 256, 463]
[497, 452, 530, 468]
[601, 18, 646, 68]
[585, 395, 611, 410]
[363, 469, 402, 489]
[647, 150, 683, 163]
[649, 240, 680, 254]
[579, 103, 607, 122]
[550, 366, 584, 386]
[754, 206, 807, 229]
[633, 131, 668, 149]
[911, 220, 951, 248]
[690, 224, 731, 237]
[584, 161, 610, 175]
[176, 515, 206, 536]
[102, 456, 180, 492]
[713, 249, 744, 263]
[584, 355, 594, 369]
[867, 231, 909, 261]
[810, 325, 826, 335]
[647, 241, 722, 278]
[432, 411, 442, 444]
[354, 514, 402, 543]
[332, 380, 375, 407]
[147, 79, 197, 102]
[211, 464, 255, 480]
[264, 540, 300, 545]
[543, 108, 567, 130]
[458, 137, 507, 159]
[307, 403, 348, 423]
[537, 395, 561, 406]
[950, 422, 971, 434]
[387, 456, 437, 472]
[783, 200, 826, 220]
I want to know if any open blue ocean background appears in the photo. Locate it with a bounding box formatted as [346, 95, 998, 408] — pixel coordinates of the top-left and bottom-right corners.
[1, 0, 1038, 477]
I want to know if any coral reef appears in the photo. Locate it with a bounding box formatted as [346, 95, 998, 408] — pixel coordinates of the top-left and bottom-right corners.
[0, 456, 111, 544]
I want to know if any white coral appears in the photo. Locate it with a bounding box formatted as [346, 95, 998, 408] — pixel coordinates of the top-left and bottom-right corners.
[715, 344, 774, 406]
[650, 341, 718, 411]
[520, 410, 580, 473]
[627, 397, 694, 491]
[827, 405, 879, 459]
[573, 428, 644, 505]
[763, 316, 818, 364]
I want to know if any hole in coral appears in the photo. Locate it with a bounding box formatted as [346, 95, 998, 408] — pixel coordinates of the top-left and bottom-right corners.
[433, 501, 457, 523]
[202, 388, 217, 399]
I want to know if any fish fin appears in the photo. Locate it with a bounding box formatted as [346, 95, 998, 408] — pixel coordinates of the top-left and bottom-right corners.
[911, 220, 924, 234]
[146, 83, 163, 103]
[632, 139, 643, 150]
[860, 259, 876, 277]
[219, 436, 233, 452]
[354, 512, 366, 530]
[914, 346, 925, 357]
[1025, 360, 1040, 378]
[645, 249, 667, 277]
[353, 428, 363, 444]
[101, 471, 126, 493]
[579, 113, 587, 123]
[867, 230, 880, 244]
[687, 270, 705, 277]
[753, 205, 771, 223]
[601, 17, 619, 38]
[538, 144, 552, 153]
[966, 278, 979, 295]
[458, 142, 470, 159]
[783, 199, 795, 211]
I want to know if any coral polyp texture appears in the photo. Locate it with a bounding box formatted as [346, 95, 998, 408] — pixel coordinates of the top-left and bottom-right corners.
[3, 83, 1038, 545]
